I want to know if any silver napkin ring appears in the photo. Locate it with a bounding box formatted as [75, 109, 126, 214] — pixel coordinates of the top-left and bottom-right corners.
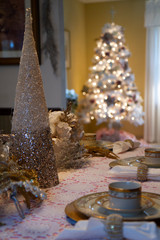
[105, 214, 123, 240]
[137, 163, 148, 182]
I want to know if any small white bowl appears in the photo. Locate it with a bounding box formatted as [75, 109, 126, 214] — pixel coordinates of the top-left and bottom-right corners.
[108, 181, 141, 210]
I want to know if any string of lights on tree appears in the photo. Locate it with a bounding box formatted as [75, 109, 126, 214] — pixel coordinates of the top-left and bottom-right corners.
[78, 23, 144, 126]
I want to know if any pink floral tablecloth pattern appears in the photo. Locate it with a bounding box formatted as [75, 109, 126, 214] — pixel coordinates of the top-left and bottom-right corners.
[0, 147, 160, 240]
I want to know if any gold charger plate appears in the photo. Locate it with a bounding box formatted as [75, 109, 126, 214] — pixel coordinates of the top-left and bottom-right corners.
[65, 202, 89, 223]
[109, 156, 160, 168]
[65, 192, 108, 223]
[73, 191, 160, 221]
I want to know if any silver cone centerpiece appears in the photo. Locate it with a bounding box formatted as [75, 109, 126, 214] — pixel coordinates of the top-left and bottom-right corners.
[10, 8, 59, 188]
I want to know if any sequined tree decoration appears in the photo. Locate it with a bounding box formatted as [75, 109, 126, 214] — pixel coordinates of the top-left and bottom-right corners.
[10, 9, 59, 188]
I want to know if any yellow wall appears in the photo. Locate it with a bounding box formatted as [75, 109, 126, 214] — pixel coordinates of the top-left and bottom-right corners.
[63, 0, 146, 139]
[63, 0, 87, 97]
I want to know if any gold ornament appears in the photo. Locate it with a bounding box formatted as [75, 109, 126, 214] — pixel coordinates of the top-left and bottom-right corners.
[10, 9, 59, 188]
[81, 133, 119, 159]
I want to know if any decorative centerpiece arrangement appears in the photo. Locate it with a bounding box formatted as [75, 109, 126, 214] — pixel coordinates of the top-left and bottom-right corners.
[49, 105, 86, 170]
[9, 9, 59, 188]
[0, 139, 46, 221]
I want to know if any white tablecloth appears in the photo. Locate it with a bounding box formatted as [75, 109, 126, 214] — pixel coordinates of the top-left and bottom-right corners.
[0, 147, 160, 240]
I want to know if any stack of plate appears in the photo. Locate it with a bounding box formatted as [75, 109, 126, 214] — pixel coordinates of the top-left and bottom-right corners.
[65, 191, 160, 224]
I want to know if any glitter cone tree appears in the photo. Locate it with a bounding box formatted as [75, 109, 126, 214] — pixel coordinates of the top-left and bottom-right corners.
[10, 9, 59, 188]
[78, 23, 144, 128]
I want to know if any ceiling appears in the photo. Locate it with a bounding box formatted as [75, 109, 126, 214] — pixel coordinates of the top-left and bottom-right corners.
[79, 0, 124, 3]
[79, 0, 135, 3]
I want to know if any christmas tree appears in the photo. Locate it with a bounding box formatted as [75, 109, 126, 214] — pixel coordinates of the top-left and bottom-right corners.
[78, 23, 144, 128]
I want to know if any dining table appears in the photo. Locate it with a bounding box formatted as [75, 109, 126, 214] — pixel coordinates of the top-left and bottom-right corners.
[0, 145, 160, 240]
